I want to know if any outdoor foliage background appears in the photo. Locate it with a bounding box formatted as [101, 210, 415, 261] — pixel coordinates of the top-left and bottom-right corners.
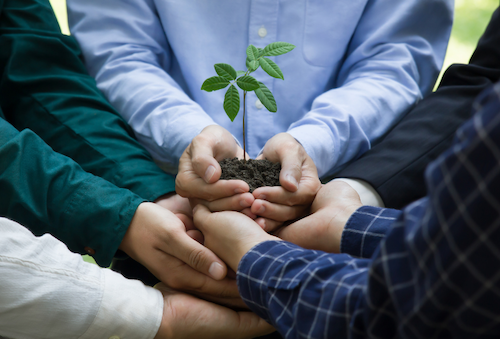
[47, 0, 498, 265]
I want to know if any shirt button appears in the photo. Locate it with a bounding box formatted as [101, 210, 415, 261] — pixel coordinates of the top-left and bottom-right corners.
[108, 336, 120, 339]
[255, 99, 263, 110]
[258, 26, 267, 38]
[84, 247, 96, 255]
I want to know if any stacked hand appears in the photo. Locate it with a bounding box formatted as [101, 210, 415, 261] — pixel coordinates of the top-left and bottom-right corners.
[119, 202, 244, 308]
[154, 283, 274, 339]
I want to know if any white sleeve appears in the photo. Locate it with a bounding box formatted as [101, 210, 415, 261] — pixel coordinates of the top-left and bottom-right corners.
[0, 218, 163, 339]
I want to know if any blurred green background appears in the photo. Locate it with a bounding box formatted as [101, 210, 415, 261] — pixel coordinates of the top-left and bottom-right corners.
[47, 0, 498, 265]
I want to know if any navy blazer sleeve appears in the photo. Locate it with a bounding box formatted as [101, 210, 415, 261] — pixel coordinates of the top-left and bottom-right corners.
[334, 7, 500, 209]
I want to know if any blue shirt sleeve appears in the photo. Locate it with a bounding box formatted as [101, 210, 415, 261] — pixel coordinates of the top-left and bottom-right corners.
[67, 0, 453, 176]
[341, 205, 402, 258]
[237, 83, 500, 338]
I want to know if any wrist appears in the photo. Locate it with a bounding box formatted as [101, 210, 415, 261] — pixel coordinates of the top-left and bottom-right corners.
[329, 204, 361, 253]
[233, 235, 280, 270]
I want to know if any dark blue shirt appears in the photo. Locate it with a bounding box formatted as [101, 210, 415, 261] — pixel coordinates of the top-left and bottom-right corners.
[237, 82, 500, 338]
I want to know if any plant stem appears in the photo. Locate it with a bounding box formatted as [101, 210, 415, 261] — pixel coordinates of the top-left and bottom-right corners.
[243, 90, 247, 161]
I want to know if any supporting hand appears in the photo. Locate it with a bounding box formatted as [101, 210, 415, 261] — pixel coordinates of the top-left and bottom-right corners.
[252, 133, 321, 231]
[275, 180, 362, 253]
[193, 204, 279, 271]
[119, 202, 243, 307]
[154, 283, 274, 339]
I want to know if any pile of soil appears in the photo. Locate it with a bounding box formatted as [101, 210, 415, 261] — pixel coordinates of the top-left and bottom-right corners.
[219, 157, 281, 192]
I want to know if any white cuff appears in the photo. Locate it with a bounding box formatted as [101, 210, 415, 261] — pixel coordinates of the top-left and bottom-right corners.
[333, 178, 385, 207]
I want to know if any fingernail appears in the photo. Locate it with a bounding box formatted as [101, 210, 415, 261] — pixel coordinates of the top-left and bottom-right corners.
[256, 205, 265, 214]
[204, 166, 216, 183]
[209, 262, 225, 280]
[286, 174, 299, 190]
[234, 188, 245, 194]
[255, 194, 267, 200]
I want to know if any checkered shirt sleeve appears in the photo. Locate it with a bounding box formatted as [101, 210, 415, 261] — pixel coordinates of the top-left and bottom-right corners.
[237, 83, 500, 338]
[341, 205, 401, 258]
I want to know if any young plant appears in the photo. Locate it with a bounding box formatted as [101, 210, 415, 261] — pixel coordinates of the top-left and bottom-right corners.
[201, 41, 295, 160]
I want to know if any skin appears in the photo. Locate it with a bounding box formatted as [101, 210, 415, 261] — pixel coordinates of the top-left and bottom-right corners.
[176, 125, 321, 228]
[118, 202, 244, 308]
[154, 283, 274, 339]
[191, 180, 363, 273]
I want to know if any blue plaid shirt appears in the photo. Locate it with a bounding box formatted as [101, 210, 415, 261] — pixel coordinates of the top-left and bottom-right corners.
[237, 82, 500, 338]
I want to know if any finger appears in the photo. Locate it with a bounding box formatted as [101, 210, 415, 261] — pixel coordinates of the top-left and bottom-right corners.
[176, 213, 194, 230]
[166, 230, 228, 280]
[177, 175, 249, 201]
[152, 251, 240, 298]
[250, 199, 308, 223]
[188, 290, 249, 309]
[190, 127, 239, 183]
[240, 208, 257, 220]
[187, 229, 204, 244]
[191, 193, 255, 212]
[253, 185, 315, 206]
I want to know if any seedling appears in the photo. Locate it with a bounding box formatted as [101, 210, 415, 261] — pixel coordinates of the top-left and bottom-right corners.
[201, 42, 295, 160]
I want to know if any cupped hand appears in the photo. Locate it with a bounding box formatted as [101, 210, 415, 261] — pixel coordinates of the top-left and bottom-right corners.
[176, 125, 250, 204]
[193, 204, 279, 271]
[119, 202, 243, 307]
[275, 180, 362, 253]
[252, 133, 321, 231]
[154, 283, 274, 339]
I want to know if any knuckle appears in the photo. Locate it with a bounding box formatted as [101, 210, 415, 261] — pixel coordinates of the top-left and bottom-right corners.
[188, 248, 207, 271]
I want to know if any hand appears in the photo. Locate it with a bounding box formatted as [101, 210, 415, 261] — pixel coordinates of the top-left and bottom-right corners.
[154, 283, 274, 339]
[275, 180, 362, 253]
[252, 133, 321, 231]
[176, 125, 253, 211]
[155, 192, 194, 230]
[193, 204, 279, 271]
[119, 202, 243, 307]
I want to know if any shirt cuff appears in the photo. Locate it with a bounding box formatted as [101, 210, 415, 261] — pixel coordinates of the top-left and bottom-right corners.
[80, 268, 163, 339]
[340, 206, 401, 258]
[333, 178, 385, 207]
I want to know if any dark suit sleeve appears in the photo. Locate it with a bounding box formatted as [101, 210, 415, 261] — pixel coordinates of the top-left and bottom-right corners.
[334, 7, 500, 209]
[0, 0, 175, 202]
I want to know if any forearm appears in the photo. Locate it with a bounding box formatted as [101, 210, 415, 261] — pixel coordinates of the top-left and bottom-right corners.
[0, 120, 144, 266]
[237, 240, 370, 338]
[0, 0, 175, 200]
[0, 218, 162, 339]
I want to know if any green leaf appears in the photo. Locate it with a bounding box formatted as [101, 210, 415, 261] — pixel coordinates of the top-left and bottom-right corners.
[236, 70, 246, 77]
[257, 47, 264, 57]
[259, 58, 284, 80]
[223, 85, 240, 121]
[262, 42, 296, 56]
[236, 75, 260, 91]
[246, 45, 260, 62]
[201, 76, 230, 92]
[214, 63, 237, 81]
[255, 82, 277, 112]
[245, 57, 259, 72]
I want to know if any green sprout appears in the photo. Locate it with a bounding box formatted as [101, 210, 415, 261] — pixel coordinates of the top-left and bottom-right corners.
[201, 41, 295, 160]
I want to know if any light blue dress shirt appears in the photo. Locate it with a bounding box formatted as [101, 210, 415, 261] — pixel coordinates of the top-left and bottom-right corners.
[67, 0, 453, 177]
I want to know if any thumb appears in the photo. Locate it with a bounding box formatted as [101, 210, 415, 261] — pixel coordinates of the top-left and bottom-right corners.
[274, 214, 320, 246]
[278, 152, 302, 192]
[168, 226, 228, 280]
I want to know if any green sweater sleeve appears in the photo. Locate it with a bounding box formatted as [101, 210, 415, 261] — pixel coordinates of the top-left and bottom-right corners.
[0, 0, 175, 202]
[0, 117, 144, 266]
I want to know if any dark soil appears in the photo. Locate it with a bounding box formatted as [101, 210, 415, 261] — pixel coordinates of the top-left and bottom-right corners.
[219, 157, 281, 192]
